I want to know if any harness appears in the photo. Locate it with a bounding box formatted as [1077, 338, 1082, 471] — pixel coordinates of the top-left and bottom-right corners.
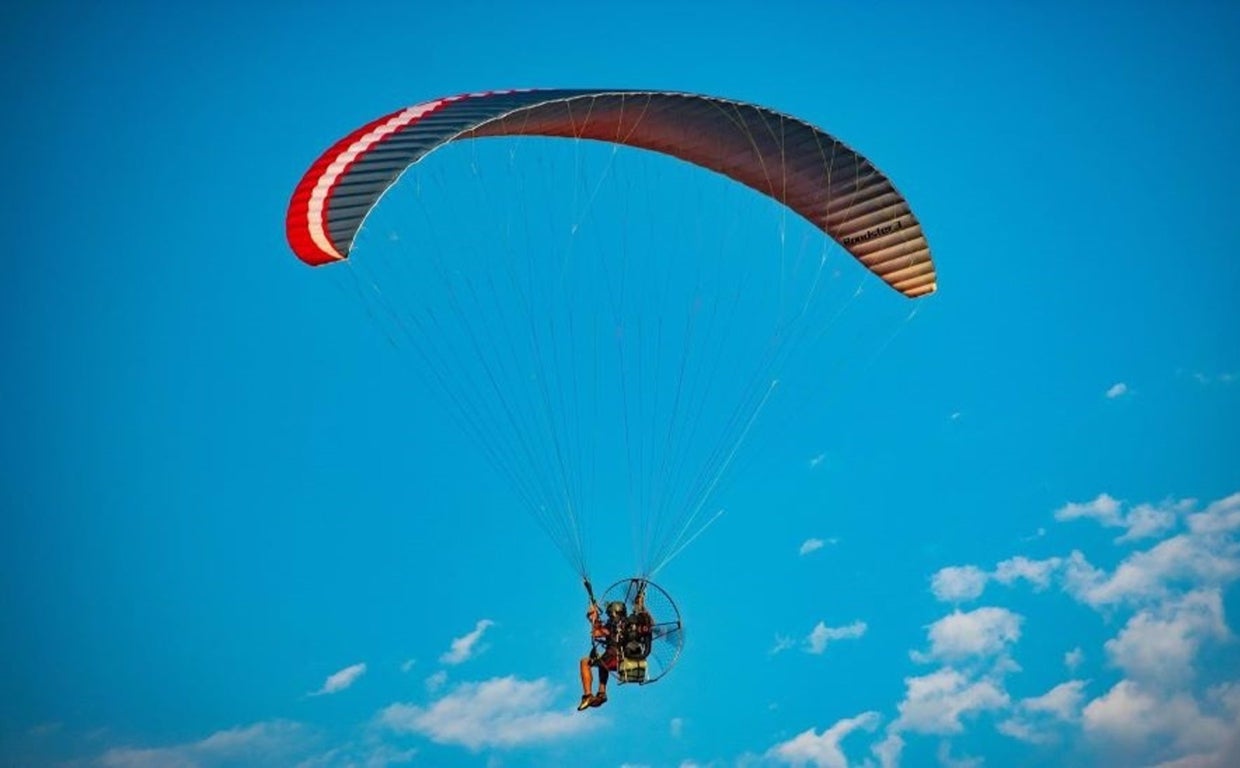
[609, 610, 653, 683]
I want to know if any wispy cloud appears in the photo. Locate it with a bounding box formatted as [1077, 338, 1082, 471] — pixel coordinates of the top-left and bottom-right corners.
[774, 620, 867, 655]
[809, 453, 827, 469]
[873, 731, 904, 768]
[767, 711, 880, 768]
[400, 658, 416, 673]
[1064, 647, 1084, 671]
[310, 663, 366, 696]
[993, 555, 1062, 590]
[1024, 680, 1088, 720]
[670, 717, 684, 738]
[1055, 493, 1189, 543]
[770, 635, 797, 655]
[937, 741, 983, 768]
[296, 742, 417, 768]
[441, 620, 495, 665]
[799, 537, 837, 555]
[806, 620, 868, 654]
[1056, 493, 1123, 526]
[1106, 382, 1129, 398]
[1184, 492, 1240, 535]
[998, 680, 1087, 744]
[425, 670, 448, 692]
[1191, 371, 1236, 386]
[380, 676, 601, 751]
[100, 721, 311, 768]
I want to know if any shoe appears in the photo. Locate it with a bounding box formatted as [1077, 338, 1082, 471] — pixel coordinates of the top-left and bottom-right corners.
[577, 694, 593, 711]
[589, 692, 608, 708]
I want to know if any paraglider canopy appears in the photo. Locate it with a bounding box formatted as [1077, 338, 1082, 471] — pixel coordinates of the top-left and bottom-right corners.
[287, 88, 935, 297]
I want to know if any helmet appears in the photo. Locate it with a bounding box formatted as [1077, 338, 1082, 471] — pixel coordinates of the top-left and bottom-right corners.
[606, 601, 627, 619]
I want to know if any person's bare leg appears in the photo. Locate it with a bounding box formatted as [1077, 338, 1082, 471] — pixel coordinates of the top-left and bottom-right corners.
[577, 658, 597, 710]
[579, 657, 593, 695]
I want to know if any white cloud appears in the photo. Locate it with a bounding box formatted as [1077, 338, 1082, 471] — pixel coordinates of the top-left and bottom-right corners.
[1064, 647, 1084, 671]
[670, 717, 683, 738]
[441, 619, 495, 665]
[806, 620, 867, 655]
[1001, 680, 1088, 741]
[1024, 680, 1088, 720]
[766, 710, 880, 768]
[400, 659, 416, 673]
[880, 607, 1018, 752]
[295, 743, 417, 768]
[1117, 501, 1188, 543]
[1106, 382, 1129, 398]
[101, 721, 310, 768]
[425, 670, 448, 692]
[1083, 681, 1235, 761]
[893, 490, 1240, 767]
[1055, 493, 1123, 527]
[928, 555, 1062, 603]
[995, 717, 1041, 743]
[809, 453, 827, 469]
[1055, 494, 1190, 544]
[380, 676, 600, 751]
[1047, 490, 1240, 766]
[1188, 492, 1240, 535]
[936, 741, 982, 768]
[891, 668, 1009, 735]
[914, 607, 1022, 663]
[872, 732, 904, 768]
[993, 556, 1061, 590]
[1104, 590, 1229, 688]
[800, 538, 826, 556]
[1190, 371, 1236, 386]
[771, 635, 797, 655]
[1060, 549, 1107, 602]
[311, 663, 366, 696]
[1073, 531, 1240, 607]
[931, 566, 988, 602]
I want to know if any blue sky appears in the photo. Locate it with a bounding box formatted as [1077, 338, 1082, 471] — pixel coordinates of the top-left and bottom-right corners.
[2, 1, 1238, 767]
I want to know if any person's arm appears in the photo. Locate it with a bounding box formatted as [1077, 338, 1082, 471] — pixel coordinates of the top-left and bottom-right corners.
[587, 603, 609, 639]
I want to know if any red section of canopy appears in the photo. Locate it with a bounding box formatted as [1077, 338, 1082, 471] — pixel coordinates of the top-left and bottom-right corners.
[285, 108, 408, 266]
